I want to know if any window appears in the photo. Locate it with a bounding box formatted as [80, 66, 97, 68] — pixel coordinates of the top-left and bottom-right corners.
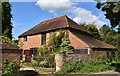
[41, 33, 46, 45]
[74, 48, 88, 54]
[24, 36, 27, 41]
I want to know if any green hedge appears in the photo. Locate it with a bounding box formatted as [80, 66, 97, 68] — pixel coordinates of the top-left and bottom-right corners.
[111, 62, 120, 71]
[55, 57, 114, 74]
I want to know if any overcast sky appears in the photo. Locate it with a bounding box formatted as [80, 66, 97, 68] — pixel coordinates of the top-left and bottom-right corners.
[10, 0, 110, 39]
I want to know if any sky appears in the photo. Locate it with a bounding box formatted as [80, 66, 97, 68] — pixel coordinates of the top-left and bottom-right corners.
[10, 0, 110, 39]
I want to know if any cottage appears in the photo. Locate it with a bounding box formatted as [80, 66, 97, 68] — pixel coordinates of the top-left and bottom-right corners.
[0, 40, 21, 70]
[19, 15, 116, 62]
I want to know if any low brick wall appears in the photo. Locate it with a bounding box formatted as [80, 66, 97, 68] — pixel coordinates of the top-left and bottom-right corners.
[2, 49, 21, 67]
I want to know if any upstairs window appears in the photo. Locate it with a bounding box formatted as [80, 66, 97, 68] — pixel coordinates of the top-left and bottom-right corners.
[24, 36, 27, 41]
[41, 33, 46, 45]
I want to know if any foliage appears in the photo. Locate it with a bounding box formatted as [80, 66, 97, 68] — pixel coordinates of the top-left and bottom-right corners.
[60, 33, 74, 54]
[80, 57, 113, 73]
[111, 61, 120, 71]
[40, 54, 54, 68]
[2, 2, 13, 39]
[96, 1, 120, 27]
[55, 57, 114, 74]
[36, 30, 74, 68]
[55, 60, 84, 74]
[38, 45, 48, 55]
[99, 25, 120, 60]
[2, 59, 20, 76]
[13, 40, 19, 45]
[36, 46, 54, 68]
[0, 35, 18, 46]
[49, 30, 74, 54]
[81, 24, 101, 40]
[48, 30, 65, 54]
[34, 55, 45, 67]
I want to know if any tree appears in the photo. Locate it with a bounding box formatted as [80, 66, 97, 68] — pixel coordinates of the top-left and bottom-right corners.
[99, 25, 117, 46]
[96, 1, 120, 28]
[81, 24, 101, 39]
[2, 2, 13, 39]
[60, 32, 74, 54]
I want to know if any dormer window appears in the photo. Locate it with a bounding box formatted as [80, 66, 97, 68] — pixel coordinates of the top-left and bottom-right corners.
[24, 36, 27, 41]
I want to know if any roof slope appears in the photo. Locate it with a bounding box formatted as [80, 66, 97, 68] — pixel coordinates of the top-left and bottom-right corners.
[70, 30, 115, 49]
[19, 15, 91, 37]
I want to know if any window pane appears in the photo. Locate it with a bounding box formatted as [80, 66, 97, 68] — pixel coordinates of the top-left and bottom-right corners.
[41, 33, 46, 45]
[24, 36, 27, 41]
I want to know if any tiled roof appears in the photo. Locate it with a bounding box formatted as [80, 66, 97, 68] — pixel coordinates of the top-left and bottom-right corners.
[19, 15, 91, 37]
[18, 15, 116, 49]
[70, 29, 116, 49]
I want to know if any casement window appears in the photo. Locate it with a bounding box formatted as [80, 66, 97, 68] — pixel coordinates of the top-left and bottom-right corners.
[24, 36, 28, 41]
[74, 48, 88, 54]
[41, 33, 46, 45]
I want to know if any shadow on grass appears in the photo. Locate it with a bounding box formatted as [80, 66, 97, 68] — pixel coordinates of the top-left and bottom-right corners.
[19, 70, 39, 76]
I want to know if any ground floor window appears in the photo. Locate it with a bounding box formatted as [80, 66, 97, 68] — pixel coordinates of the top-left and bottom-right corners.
[74, 48, 88, 54]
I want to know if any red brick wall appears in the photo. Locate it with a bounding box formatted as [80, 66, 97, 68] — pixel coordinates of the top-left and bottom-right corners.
[68, 29, 89, 48]
[1, 49, 20, 69]
[19, 33, 51, 51]
[19, 34, 41, 50]
[19, 29, 106, 59]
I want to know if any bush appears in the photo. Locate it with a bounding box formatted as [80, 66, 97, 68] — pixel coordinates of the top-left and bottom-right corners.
[40, 54, 55, 68]
[111, 61, 120, 71]
[55, 60, 84, 74]
[2, 59, 20, 76]
[55, 57, 114, 74]
[34, 54, 54, 68]
[80, 57, 113, 73]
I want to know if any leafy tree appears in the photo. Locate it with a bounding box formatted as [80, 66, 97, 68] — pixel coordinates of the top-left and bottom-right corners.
[99, 24, 111, 36]
[60, 33, 74, 54]
[99, 25, 117, 46]
[48, 30, 74, 54]
[81, 24, 101, 39]
[96, 1, 120, 27]
[2, 2, 13, 39]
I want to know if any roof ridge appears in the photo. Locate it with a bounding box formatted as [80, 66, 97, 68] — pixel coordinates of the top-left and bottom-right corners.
[64, 15, 69, 27]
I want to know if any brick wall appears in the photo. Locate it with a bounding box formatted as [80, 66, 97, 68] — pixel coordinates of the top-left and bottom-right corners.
[1, 49, 20, 69]
[68, 29, 89, 49]
[64, 50, 106, 62]
[19, 34, 41, 50]
[64, 54, 91, 62]
[19, 33, 51, 51]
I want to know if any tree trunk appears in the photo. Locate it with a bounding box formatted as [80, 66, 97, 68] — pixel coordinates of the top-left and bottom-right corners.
[55, 53, 64, 71]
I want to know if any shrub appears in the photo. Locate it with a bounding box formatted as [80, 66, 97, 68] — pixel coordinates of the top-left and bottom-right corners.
[111, 61, 120, 71]
[40, 54, 55, 68]
[55, 57, 114, 74]
[55, 60, 84, 74]
[34, 54, 54, 68]
[80, 57, 113, 73]
[2, 59, 20, 76]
